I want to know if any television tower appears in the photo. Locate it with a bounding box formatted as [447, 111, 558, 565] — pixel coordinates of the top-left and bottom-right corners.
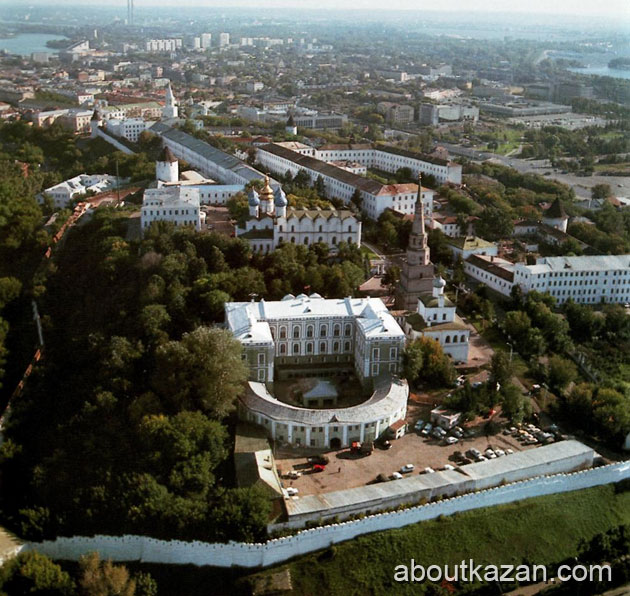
[127, 0, 134, 25]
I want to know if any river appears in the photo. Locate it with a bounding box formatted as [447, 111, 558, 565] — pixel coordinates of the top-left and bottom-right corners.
[0, 33, 68, 56]
[568, 66, 630, 81]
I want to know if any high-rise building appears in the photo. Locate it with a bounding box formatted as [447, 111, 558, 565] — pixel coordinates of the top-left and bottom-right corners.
[219, 32, 230, 47]
[201, 33, 212, 49]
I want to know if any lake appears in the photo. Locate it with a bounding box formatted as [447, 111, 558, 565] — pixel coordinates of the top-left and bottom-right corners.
[0, 33, 68, 56]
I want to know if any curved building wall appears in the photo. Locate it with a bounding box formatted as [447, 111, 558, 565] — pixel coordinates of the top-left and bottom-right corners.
[239, 376, 409, 449]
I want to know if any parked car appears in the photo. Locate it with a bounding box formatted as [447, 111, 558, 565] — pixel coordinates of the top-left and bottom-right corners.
[285, 487, 299, 497]
[466, 448, 481, 459]
[432, 428, 446, 439]
[476, 454, 488, 462]
[308, 455, 330, 465]
[286, 470, 301, 479]
[506, 448, 514, 455]
[391, 472, 403, 480]
[484, 448, 497, 459]
[423, 467, 435, 474]
[400, 464, 415, 473]
[414, 420, 425, 431]
[451, 429, 463, 439]
[421, 423, 433, 436]
[445, 436, 458, 445]
[494, 449, 505, 457]
[313, 464, 326, 473]
[377, 439, 392, 450]
[442, 464, 455, 471]
[375, 473, 390, 483]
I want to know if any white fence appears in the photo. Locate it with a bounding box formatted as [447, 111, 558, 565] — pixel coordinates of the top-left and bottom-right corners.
[25, 460, 630, 568]
[94, 129, 135, 155]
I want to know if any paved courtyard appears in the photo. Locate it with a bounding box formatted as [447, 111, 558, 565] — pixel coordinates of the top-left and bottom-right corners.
[275, 411, 540, 497]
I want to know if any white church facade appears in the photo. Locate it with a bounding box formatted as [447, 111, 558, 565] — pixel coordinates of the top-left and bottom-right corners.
[236, 176, 362, 252]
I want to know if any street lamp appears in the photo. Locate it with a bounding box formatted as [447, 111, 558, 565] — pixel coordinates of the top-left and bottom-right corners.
[506, 341, 513, 363]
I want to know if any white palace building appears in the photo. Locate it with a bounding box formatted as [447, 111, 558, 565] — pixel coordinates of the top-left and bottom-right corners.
[225, 294, 409, 449]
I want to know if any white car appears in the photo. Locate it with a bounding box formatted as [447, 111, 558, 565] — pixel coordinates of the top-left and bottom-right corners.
[391, 472, 403, 480]
[442, 464, 455, 471]
[445, 436, 458, 445]
[286, 470, 301, 479]
[494, 449, 505, 457]
[423, 467, 435, 474]
[484, 448, 497, 459]
[285, 487, 299, 497]
[400, 464, 415, 473]
[506, 448, 514, 455]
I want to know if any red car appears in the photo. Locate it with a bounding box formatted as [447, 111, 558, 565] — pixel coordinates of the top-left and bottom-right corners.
[313, 464, 326, 472]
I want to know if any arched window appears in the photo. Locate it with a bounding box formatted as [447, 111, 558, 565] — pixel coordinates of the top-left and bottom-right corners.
[461, 334, 467, 343]
[320, 325, 327, 337]
[453, 335, 458, 343]
[291, 225, 295, 232]
[333, 324, 341, 337]
[445, 336, 451, 344]
[293, 343, 300, 355]
[344, 324, 352, 336]
[306, 342, 313, 354]
[344, 341, 351, 352]
[318, 224, 323, 232]
[279, 326, 287, 339]
[306, 325, 314, 338]
[318, 236, 323, 243]
[290, 236, 295, 243]
[304, 237, 309, 245]
[348, 225, 352, 232]
[293, 326, 300, 339]
[280, 343, 286, 354]
[333, 341, 340, 352]
[332, 236, 337, 245]
[320, 342, 326, 354]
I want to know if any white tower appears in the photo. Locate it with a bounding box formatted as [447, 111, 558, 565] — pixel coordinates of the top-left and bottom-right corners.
[162, 82, 178, 120]
[432, 275, 446, 308]
[259, 176, 275, 215]
[274, 186, 288, 218]
[90, 110, 101, 138]
[156, 146, 179, 183]
[285, 114, 297, 136]
[248, 188, 260, 218]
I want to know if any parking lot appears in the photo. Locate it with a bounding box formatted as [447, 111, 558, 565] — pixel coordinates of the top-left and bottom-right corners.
[275, 414, 546, 497]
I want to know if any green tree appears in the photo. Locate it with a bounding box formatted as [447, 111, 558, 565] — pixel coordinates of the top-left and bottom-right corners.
[152, 327, 248, 417]
[490, 350, 513, 391]
[591, 183, 612, 200]
[0, 552, 74, 595]
[403, 337, 455, 388]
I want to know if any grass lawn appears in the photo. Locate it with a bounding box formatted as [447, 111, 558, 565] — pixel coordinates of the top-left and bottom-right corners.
[278, 484, 630, 595]
[114, 484, 630, 595]
[360, 245, 379, 260]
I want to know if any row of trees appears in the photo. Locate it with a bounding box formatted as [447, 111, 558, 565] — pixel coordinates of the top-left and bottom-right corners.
[0, 551, 157, 596]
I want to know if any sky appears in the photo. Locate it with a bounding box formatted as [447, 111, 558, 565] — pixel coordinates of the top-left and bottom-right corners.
[3, 0, 630, 18]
